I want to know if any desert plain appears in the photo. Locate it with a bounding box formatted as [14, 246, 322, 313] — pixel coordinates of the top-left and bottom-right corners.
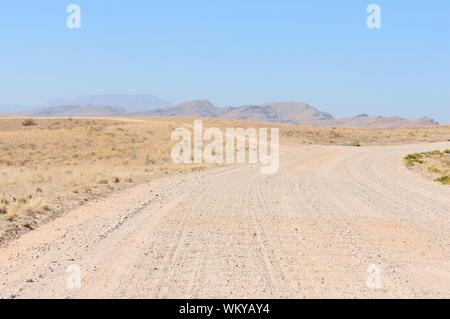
[0, 117, 449, 298]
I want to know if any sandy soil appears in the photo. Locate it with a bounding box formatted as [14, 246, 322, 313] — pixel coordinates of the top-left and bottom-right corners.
[0, 142, 449, 299]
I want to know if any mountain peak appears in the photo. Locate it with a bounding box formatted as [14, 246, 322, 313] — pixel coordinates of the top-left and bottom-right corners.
[177, 99, 215, 108]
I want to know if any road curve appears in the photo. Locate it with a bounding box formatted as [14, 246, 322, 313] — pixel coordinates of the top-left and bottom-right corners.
[0, 142, 449, 298]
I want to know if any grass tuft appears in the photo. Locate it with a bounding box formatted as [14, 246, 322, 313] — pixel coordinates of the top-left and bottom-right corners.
[434, 175, 450, 185]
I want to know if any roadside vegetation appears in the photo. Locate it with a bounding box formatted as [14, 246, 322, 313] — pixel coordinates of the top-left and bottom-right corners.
[404, 149, 450, 185]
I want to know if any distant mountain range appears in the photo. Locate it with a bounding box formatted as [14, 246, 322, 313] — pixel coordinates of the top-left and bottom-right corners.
[132, 100, 335, 124]
[15, 105, 127, 117]
[131, 100, 438, 128]
[317, 113, 439, 129]
[0, 95, 171, 113]
[0, 97, 439, 129]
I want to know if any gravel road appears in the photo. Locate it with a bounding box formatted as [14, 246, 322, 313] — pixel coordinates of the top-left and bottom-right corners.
[0, 142, 449, 298]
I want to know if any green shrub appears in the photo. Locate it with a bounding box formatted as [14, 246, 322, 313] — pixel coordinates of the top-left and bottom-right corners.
[434, 175, 450, 185]
[404, 153, 424, 166]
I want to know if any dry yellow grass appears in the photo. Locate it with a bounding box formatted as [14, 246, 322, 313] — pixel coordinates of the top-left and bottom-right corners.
[0, 117, 212, 241]
[134, 117, 450, 146]
[0, 116, 449, 242]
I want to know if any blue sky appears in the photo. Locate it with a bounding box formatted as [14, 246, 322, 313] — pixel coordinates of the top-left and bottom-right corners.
[1, 0, 449, 122]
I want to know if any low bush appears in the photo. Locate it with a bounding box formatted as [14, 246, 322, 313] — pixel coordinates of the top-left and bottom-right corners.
[21, 119, 37, 126]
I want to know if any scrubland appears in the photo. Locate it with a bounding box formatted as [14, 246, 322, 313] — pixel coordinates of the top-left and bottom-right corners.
[0, 117, 207, 241]
[0, 116, 449, 242]
[152, 117, 450, 147]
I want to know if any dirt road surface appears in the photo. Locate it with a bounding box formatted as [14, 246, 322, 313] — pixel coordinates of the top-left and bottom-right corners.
[0, 142, 449, 298]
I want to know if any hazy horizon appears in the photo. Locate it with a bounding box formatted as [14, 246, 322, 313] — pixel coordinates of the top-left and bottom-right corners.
[0, 94, 447, 124]
[1, 1, 449, 122]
